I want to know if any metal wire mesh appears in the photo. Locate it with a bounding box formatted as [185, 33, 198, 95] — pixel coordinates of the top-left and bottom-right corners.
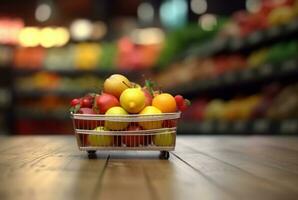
[71, 112, 180, 151]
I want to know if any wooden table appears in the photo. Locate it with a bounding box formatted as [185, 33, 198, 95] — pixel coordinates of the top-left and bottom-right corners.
[0, 136, 298, 200]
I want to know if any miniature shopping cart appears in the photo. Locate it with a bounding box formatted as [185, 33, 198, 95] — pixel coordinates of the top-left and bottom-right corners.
[71, 112, 181, 159]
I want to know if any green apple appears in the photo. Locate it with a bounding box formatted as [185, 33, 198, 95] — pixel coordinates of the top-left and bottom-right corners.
[104, 106, 129, 130]
[88, 126, 113, 146]
[153, 131, 174, 146]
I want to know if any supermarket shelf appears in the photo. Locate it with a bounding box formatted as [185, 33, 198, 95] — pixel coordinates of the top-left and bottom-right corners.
[228, 20, 298, 52]
[182, 19, 298, 59]
[0, 67, 12, 84]
[14, 89, 95, 98]
[15, 107, 70, 120]
[168, 58, 298, 98]
[12, 67, 149, 78]
[178, 119, 298, 135]
[181, 37, 227, 60]
[0, 88, 11, 106]
[0, 114, 9, 135]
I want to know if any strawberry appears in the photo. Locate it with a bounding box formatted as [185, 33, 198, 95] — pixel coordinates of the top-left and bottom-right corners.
[175, 95, 191, 111]
[179, 102, 188, 111]
[174, 95, 184, 106]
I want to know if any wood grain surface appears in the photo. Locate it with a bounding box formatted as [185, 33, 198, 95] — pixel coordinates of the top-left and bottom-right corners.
[0, 136, 298, 200]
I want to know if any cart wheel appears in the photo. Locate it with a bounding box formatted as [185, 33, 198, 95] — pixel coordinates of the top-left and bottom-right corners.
[87, 150, 97, 159]
[160, 151, 170, 160]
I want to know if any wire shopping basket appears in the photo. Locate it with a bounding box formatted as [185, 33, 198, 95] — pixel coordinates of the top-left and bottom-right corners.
[71, 112, 181, 159]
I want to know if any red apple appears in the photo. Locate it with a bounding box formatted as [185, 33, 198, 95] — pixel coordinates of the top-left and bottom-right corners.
[95, 93, 120, 114]
[122, 126, 151, 147]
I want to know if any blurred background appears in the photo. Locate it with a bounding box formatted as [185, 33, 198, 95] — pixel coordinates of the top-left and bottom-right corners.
[0, 0, 298, 135]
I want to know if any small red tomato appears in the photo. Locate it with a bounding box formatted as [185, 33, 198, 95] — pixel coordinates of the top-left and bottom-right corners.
[70, 98, 81, 107]
[81, 97, 93, 108]
[178, 99, 191, 111]
[179, 102, 188, 111]
[175, 95, 184, 106]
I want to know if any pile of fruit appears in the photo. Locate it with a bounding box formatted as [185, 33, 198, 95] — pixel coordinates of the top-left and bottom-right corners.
[184, 83, 298, 122]
[220, 0, 298, 37]
[10, 37, 161, 70]
[155, 39, 298, 89]
[69, 74, 190, 147]
[16, 72, 102, 92]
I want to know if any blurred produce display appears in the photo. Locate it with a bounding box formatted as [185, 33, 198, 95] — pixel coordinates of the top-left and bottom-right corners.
[155, 40, 298, 89]
[220, 0, 298, 37]
[153, 0, 298, 135]
[2, 40, 161, 71]
[0, 0, 298, 135]
[183, 83, 298, 121]
[16, 96, 69, 120]
[15, 72, 103, 93]
[157, 23, 223, 68]
[0, 46, 13, 66]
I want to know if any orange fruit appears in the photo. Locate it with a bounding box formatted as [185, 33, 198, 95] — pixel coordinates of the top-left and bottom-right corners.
[152, 93, 177, 113]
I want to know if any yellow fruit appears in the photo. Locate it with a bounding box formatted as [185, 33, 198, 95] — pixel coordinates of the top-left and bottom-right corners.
[139, 106, 162, 130]
[103, 74, 131, 98]
[88, 127, 113, 146]
[75, 43, 101, 70]
[204, 100, 225, 120]
[152, 93, 177, 113]
[120, 88, 145, 113]
[105, 107, 129, 130]
[247, 49, 268, 67]
[153, 131, 174, 146]
[268, 7, 295, 26]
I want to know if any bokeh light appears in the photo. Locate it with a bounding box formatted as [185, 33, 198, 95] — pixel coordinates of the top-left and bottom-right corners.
[0, 18, 24, 45]
[198, 14, 217, 31]
[35, 3, 52, 22]
[40, 27, 56, 48]
[130, 28, 165, 45]
[191, 0, 207, 15]
[246, 0, 261, 13]
[160, 0, 188, 29]
[55, 27, 70, 47]
[70, 19, 92, 41]
[18, 27, 40, 47]
[137, 2, 154, 23]
[91, 21, 107, 40]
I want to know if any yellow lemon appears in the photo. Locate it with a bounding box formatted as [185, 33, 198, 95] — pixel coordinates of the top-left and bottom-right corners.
[153, 131, 174, 146]
[120, 88, 145, 113]
[105, 107, 129, 130]
[88, 126, 113, 146]
[139, 106, 162, 130]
